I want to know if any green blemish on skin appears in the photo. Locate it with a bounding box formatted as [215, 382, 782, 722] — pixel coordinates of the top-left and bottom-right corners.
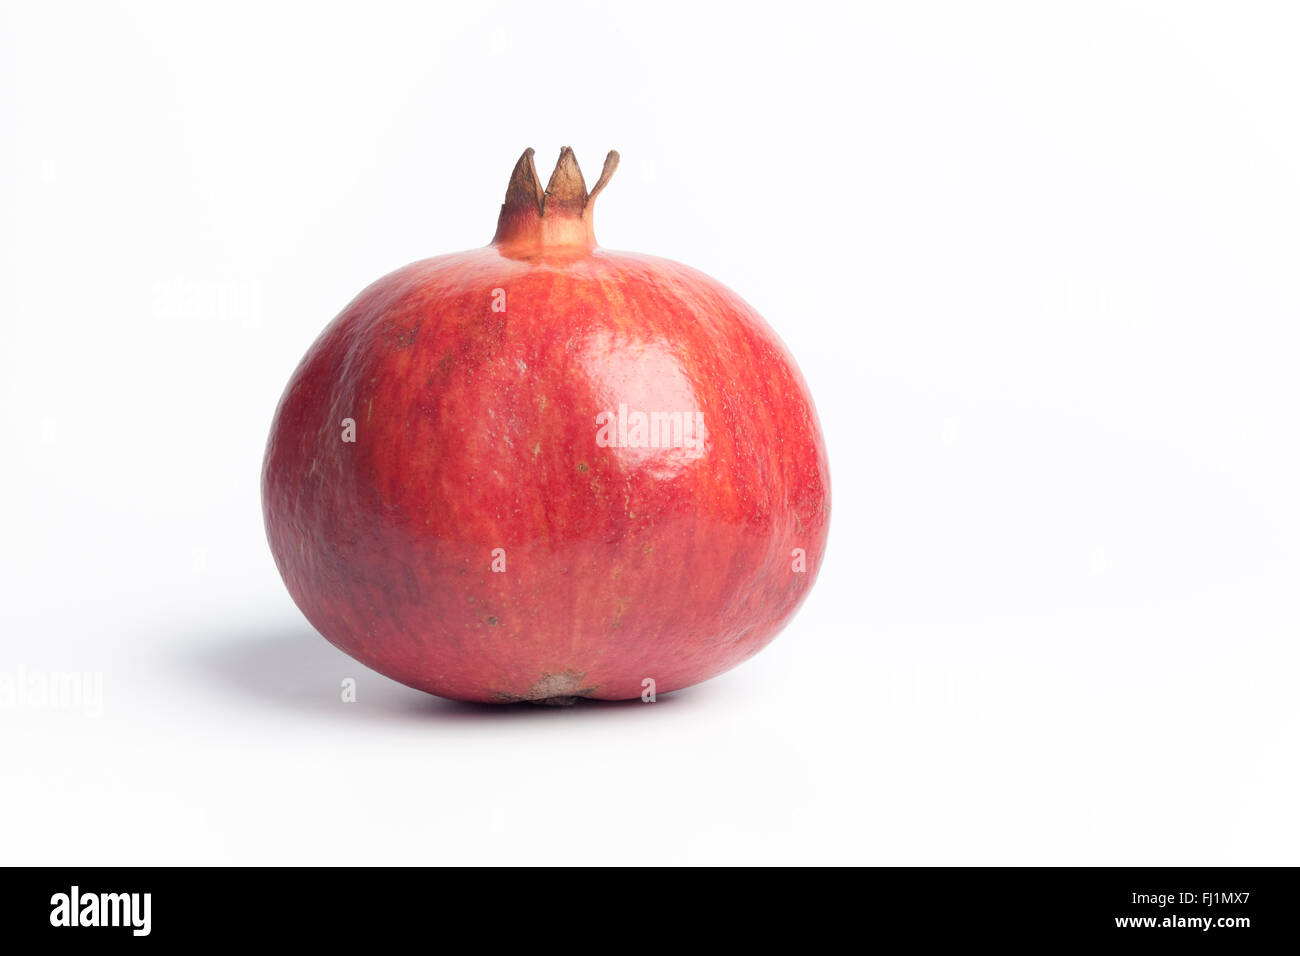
[487, 615, 499, 626]
[577, 462, 589, 472]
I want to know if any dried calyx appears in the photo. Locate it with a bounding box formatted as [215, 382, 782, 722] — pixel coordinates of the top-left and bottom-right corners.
[492, 147, 619, 250]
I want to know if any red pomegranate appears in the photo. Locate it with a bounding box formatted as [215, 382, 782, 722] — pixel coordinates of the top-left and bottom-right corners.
[262, 148, 830, 704]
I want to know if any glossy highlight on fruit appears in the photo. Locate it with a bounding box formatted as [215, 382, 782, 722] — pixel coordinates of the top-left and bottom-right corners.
[262, 147, 830, 704]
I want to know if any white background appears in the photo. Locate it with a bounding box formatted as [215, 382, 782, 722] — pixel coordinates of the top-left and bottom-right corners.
[2, 1, 1297, 865]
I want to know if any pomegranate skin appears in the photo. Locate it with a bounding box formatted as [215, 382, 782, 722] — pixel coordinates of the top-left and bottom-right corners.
[262, 152, 829, 703]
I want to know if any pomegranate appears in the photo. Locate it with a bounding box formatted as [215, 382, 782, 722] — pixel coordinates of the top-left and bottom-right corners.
[262, 147, 830, 704]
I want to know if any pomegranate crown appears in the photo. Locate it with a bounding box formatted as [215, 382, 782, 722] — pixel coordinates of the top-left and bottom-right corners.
[492, 146, 619, 250]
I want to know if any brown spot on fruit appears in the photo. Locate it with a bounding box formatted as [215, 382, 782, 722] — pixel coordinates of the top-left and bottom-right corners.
[492, 670, 597, 706]
[392, 320, 421, 348]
